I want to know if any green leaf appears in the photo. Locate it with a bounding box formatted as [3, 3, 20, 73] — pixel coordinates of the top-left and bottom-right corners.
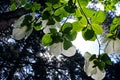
[110, 24, 117, 32]
[54, 7, 69, 18]
[65, 31, 77, 41]
[107, 33, 115, 39]
[101, 54, 112, 65]
[82, 27, 95, 40]
[89, 54, 96, 61]
[64, 5, 76, 13]
[34, 22, 42, 31]
[53, 3, 62, 9]
[47, 17, 55, 25]
[45, 2, 52, 7]
[54, 15, 61, 22]
[21, 0, 28, 4]
[93, 60, 105, 71]
[10, 3, 17, 10]
[92, 24, 103, 34]
[110, 17, 120, 32]
[72, 21, 84, 32]
[82, 7, 95, 18]
[93, 59, 99, 67]
[78, 0, 90, 7]
[62, 23, 72, 34]
[21, 15, 33, 27]
[98, 61, 105, 71]
[25, 4, 32, 10]
[32, 2, 41, 12]
[63, 39, 72, 50]
[75, 8, 82, 20]
[47, 0, 59, 4]
[42, 11, 51, 20]
[42, 34, 53, 46]
[51, 32, 63, 43]
[104, 0, 116, 11]
[50, 28, 57, 33]
[72, 16, 87, 32]
[64, 0, 77, 13]
[92, 11, 106, 24]
[79, 16, 87, 26]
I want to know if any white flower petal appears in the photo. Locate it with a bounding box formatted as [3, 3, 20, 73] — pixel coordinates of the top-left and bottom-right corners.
[14, 15, 25, 28]
[50, 42, 62, 56]
[84, 52, 91, 60]
[43, 26, 52, 34]
[55, 21, 61, 28]
[12, 26, 27, 40]
[104, 40, 114, 54]
[114, 38, 120, 54]
[12, 13, 36, 40]
[25, 28, 33, 39]
[84, 60, 96, 76]
[92, 67, 106, 80]
[42, 20, 48, 29]
[105, 38, 120, 54]
[14, 13, 35, 28]
[62, 45, 76, 57]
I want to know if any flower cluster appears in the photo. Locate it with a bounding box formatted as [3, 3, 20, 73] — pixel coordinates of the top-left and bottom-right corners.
[12, 13, 35, 40]
[84, 52, 106, 80]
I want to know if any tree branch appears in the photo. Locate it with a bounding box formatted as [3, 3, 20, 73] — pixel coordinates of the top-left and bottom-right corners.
[0, 8, 30, 32]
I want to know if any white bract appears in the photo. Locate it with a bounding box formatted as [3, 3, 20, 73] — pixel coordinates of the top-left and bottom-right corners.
[91, 67, 106, 80]
[12, 13, 35, 40]
[104, 38, 120, 54]
[49, 42, 62, 56]
[84, 52, 106, 80]
[49, 42, 76, 57]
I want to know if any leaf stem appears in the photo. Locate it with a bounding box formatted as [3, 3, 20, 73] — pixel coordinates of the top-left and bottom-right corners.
[78, 0, 101, 55]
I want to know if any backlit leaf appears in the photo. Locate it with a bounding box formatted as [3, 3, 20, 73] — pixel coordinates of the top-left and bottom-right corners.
[64, 31, 77, 41]
[78, 0, 90, 7]
[62, 23, 72, 34]
[10, 3, 17, 10]
[92, 24, 103, 34]
[42, 34, 53, 46]
[82, 7, 95, 18]
[101, 54, 112, 65]
[72, 21, 84, 32]
[98, 61, 105, 71]
[92, 11, 106, 24]
[82, 27, 95, 40]
[63, 39, 72, 50]
[34, 22, 42, 31]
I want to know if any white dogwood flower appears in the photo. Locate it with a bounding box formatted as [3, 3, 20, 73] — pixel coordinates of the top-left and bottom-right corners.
[49, 42, 76, 57]
[91, 67, 106, 80]
[12, 26, 33, 40]
[12, 13, 35, 40]
[84, 52, 106, 80]
[104, 38, 120, 54]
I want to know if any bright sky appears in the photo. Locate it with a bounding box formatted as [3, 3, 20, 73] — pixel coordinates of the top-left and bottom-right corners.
[72, 32, 99, 55]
